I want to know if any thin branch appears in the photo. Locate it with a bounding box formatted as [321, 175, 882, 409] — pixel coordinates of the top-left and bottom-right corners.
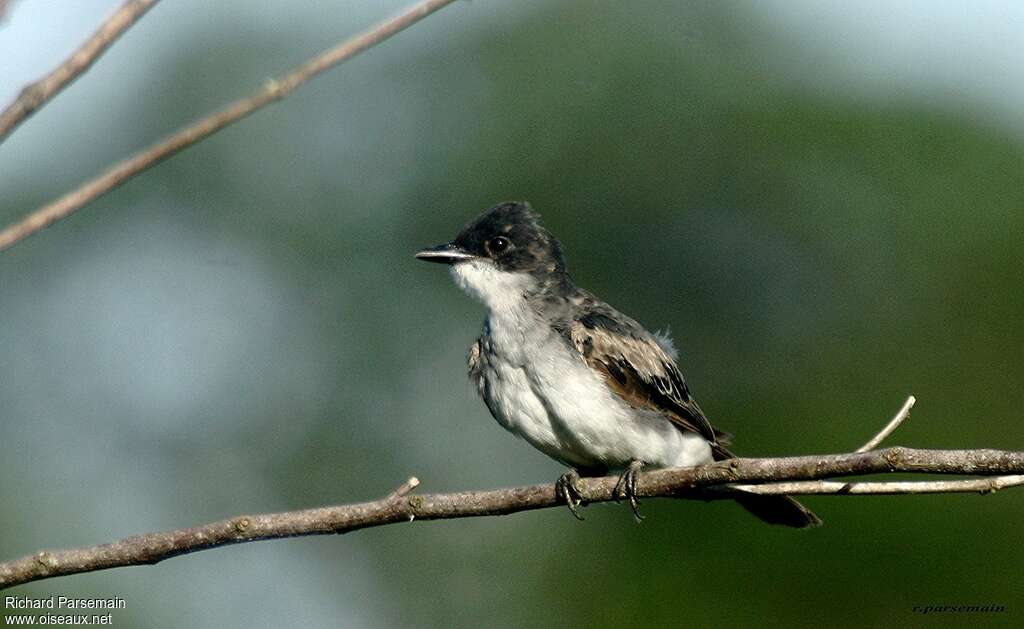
[858, 395, 916, 452]
[2, 446, 1023, 590]
[0, 0, 460, 252]
[388, 476, 421, 499]
[720, 475, 1024, 495]
[715, 397, 1021, 496]
[0, 0, 161, 144]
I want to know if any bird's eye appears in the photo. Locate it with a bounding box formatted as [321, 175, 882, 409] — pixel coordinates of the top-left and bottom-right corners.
[486, 236, 511, 256]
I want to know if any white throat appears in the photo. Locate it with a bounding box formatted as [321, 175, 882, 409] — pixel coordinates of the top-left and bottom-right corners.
[449, 260, 537, 314]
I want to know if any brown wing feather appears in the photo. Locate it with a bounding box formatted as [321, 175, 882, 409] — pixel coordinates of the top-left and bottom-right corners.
[567, 317, 721, 444]
[563, 300, 819, 527]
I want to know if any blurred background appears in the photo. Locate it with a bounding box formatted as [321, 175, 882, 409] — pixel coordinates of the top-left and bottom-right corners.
[2, 1, 1022, 627]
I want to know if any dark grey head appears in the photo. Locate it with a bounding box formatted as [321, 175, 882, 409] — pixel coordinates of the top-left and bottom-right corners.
[416, 202, 574, 307]
[417, 201, 568, 275]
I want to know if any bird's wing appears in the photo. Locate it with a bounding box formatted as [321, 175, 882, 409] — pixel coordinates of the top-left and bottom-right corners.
[564, 306, 723, 445]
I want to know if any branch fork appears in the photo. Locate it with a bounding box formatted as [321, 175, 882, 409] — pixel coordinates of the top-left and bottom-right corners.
[3, 395, 1024, 590]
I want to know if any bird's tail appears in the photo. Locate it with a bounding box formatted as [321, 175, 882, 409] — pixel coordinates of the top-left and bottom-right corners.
[711, 444, 822, 529]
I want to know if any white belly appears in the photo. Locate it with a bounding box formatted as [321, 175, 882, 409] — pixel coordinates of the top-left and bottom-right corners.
[476, 312, 712, 471]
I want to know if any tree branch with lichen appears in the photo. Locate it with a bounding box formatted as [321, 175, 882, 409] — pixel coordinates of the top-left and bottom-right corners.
[2, 396, 1022, 590]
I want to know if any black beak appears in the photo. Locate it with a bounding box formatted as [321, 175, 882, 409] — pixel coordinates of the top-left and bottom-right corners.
[415, 242, 476, 264]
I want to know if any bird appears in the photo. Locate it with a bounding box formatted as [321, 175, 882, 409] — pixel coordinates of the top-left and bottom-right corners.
[415, 201, 821, 528]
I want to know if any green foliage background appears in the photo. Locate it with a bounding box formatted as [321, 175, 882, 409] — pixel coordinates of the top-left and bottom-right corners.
[2, 2, 1021, 627]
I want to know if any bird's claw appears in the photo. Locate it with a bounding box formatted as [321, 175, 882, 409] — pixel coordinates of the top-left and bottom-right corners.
[556, 470, 586, 521]
[614, 460, 645, 522]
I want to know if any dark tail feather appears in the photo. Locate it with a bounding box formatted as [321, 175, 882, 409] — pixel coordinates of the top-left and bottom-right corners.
[711, 444, 822, 529]
[733, 494, 822, 528]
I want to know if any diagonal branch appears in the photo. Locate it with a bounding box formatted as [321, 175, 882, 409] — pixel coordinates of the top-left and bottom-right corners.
[0, 0, 460, 252]
[857, 395, 916, 452]
[718, 395, 933, 497]
[2, 446, 1023, 590]
[0, 0, 162, 144]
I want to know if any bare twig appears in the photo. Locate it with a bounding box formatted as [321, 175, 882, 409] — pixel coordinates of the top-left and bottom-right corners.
[2, 446, 1023, 590]
[388, 476, 421, 499]
[0, 0, 161, 144]
[0, 0, 460, 252]
[716, 393, 925, 497]
[720, 475, 1024, 495]
[858, 395, 916, 452]
[714, 395, 1020, 497]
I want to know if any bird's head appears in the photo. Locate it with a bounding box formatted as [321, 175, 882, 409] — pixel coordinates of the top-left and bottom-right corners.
[416, 201, 572, 308]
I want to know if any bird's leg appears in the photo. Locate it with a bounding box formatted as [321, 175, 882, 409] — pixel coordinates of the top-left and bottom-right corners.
[556, 469, 586, 521]
[614, 460, 646, 521]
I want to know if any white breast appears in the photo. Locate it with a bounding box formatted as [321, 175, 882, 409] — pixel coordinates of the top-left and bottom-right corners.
[451, 260, 711, 470]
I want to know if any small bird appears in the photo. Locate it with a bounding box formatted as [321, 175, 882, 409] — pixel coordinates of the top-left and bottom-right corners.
[416, 201, 820, 527]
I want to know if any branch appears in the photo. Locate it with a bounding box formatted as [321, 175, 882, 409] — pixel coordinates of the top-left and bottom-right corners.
[718, 475, 1024, 496]
[0, 0, 460, 252]
[716, 395, 927, 497]
[713, 395, 1024, 497]
[0, 0, 161, 144]
[2, 446, 1023, 590]
[857, 395, 916, 452]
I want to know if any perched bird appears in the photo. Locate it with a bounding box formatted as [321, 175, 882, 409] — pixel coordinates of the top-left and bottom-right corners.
[416, 201, 820, 527]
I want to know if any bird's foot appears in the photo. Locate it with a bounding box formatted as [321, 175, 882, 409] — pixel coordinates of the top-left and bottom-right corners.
[556, 469, 586, 521]
[614, 460, 645, 522]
